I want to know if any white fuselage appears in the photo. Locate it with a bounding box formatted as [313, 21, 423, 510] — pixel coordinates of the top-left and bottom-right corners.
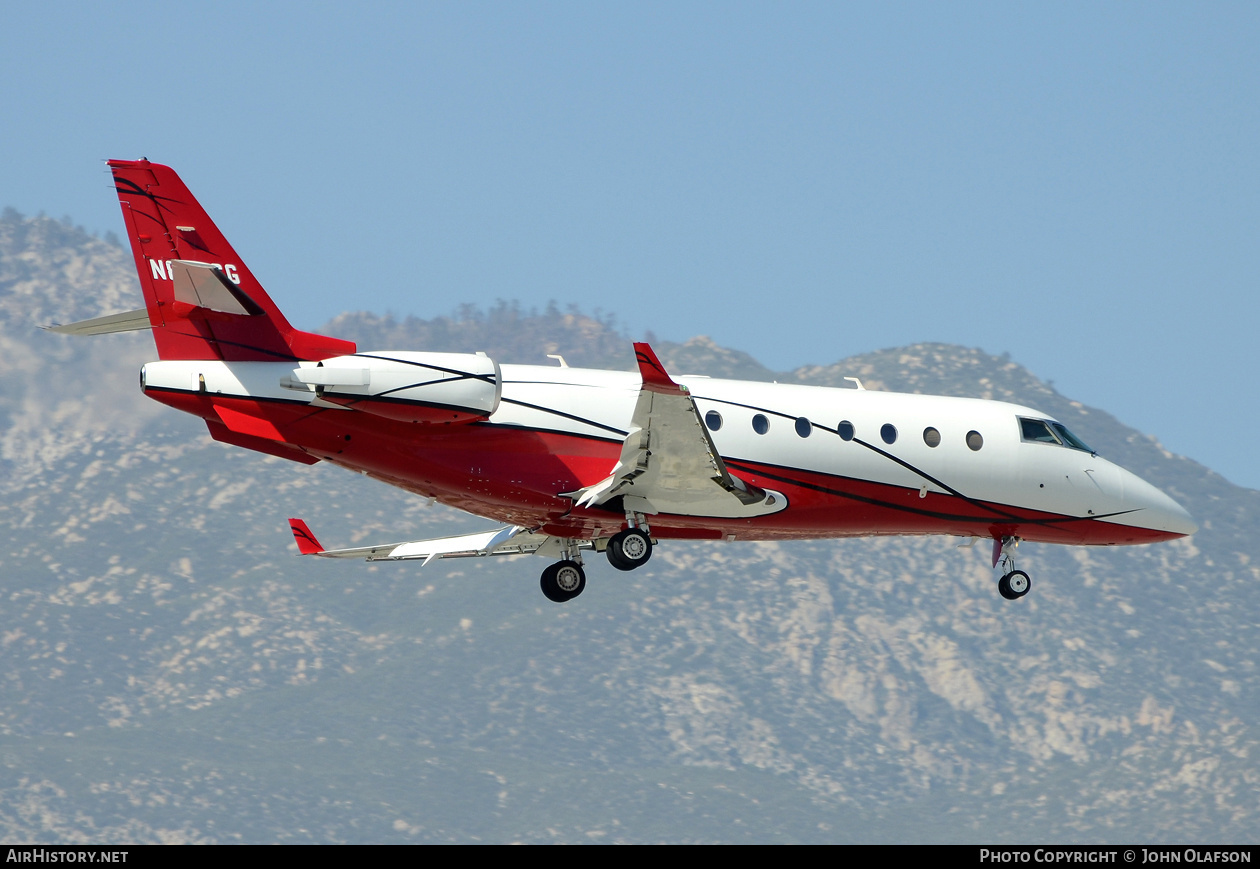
[141, 354, 1196, 545]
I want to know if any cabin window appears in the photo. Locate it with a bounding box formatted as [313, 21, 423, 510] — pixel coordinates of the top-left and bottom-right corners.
[705, 410, 723, 431]
[881, 424, 897, 445]
[967, 430, 984, 451]
[837, 420, 855, 441]
[795, 417, 812, 438]
[923, 427, 941, 448]
[752, 414, 769, 435]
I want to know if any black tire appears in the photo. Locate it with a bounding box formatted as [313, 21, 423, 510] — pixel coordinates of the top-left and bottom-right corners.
[539, 563, 563, 602]
[606, 543, 630, 571]
[540, 560, 585, 603]
[606, 528, 652, 572]
[998, 570, 1031, 600]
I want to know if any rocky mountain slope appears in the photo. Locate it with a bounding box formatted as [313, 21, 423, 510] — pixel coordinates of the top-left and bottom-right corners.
[0, 212, 1255, 843]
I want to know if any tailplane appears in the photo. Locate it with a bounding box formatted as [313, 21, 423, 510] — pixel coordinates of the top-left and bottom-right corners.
[103, 160, 355, 361]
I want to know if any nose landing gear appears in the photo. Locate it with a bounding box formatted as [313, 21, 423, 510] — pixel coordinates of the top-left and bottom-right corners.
[993, 536, 1032, 600]
[998, 569, 1031, 600]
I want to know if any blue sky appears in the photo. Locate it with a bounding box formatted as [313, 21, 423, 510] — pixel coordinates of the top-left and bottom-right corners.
[4, 2, 1258, 488]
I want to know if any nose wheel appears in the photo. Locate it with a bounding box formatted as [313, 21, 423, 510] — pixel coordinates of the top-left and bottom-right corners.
[998, 569, 1031, 600]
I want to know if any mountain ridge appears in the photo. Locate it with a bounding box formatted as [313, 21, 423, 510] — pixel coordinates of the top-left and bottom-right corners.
[0, 212, 1255, 843]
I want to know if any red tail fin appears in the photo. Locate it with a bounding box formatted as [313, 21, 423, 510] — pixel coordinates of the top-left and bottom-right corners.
[108, 159, 355, 361]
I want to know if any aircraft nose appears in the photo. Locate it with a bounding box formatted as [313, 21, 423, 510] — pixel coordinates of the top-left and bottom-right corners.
[1121, 468, 1198, 537]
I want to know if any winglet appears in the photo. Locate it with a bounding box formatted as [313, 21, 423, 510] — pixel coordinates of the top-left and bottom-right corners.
[288, 518, 325, 555]
[633, 342, 684, 394]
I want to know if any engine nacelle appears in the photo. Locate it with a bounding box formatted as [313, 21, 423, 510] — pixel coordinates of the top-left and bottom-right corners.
[286, 351, 501, 424]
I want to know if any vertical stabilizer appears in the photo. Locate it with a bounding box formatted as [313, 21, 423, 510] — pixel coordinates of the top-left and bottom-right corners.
[108, 160, 355, 361]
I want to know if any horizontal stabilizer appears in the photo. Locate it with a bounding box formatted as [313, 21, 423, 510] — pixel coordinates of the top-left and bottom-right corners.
[288, 520, 555, 565]
[45, 308, 151, 336]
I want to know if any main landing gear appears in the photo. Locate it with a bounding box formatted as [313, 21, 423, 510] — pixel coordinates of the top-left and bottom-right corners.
[606, 527, 653, 571]
[539, 520, 655, 603]
[993, 536, 1031, 601]
[540, 537, 589, 603]
[539, 559, 586, 603]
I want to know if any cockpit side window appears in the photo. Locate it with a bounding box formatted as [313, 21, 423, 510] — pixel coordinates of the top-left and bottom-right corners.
[1019, 417, 1061, 444]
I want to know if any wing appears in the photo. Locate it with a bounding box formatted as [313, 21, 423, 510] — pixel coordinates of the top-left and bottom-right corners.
[570, 343, 785, 519]
[288, 519, 560, 565]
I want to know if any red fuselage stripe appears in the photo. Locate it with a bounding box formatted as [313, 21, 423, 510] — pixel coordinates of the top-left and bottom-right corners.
[146, 387, 1173, 547]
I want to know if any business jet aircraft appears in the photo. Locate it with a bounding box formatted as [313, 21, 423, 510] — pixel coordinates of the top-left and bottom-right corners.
[51, 160, 1197, 604]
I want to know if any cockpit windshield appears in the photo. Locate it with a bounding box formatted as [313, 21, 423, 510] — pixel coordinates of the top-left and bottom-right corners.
[1048, 421, 1094, 454]
[1018, 417, 1096, 455]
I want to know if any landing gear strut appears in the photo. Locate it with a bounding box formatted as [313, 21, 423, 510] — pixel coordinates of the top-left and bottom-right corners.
[993, 536, 1031, 600]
